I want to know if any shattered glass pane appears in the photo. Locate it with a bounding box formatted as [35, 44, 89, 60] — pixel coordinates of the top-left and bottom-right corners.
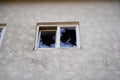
[0, 28, 3, 38]
[60, 27, 76, 48]
[39, 31, 56, 48]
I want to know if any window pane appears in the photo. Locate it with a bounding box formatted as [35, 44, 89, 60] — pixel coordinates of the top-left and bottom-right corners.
[0, 28, 3, 38]
[60, 27, 76, 48]
[39, 31, 56, 48]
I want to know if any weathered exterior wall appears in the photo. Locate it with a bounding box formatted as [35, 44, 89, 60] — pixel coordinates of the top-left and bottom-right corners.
[0, 1, 120, 80]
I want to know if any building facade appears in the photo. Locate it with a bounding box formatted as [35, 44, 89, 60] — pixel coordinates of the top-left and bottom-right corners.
[0, 0, 120, 80]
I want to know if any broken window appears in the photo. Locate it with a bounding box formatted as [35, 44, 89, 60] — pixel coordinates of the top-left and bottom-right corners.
[35, 22, 80, 49]
[39, 31, 56, 48]
[0, 26, 6, 48]
[38, 27, 57, 48]
[60, 27, 77, 48]
[0, 28, 3, 38]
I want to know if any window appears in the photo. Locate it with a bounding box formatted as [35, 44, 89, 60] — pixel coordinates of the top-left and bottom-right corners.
[60, 27, 76, 48]
[0, 23, 6, 47]
[34, 22, 80, 49]
[39, 27, 57, 48]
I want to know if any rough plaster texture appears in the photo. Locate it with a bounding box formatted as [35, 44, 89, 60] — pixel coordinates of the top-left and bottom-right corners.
[0, 1, 120, 80]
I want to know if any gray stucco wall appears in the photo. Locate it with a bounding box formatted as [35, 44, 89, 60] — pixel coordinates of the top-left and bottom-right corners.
[0, 1, 120, 80]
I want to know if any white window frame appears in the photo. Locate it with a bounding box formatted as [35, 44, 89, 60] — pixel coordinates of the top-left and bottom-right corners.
[0, 26, 6, 48]
[34, 22, 80, 50]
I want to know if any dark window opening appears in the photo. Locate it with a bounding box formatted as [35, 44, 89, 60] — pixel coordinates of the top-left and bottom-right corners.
[39, 27, 57, 48]
[0, 28, 3, 38]
[60, 27, 76, 48]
